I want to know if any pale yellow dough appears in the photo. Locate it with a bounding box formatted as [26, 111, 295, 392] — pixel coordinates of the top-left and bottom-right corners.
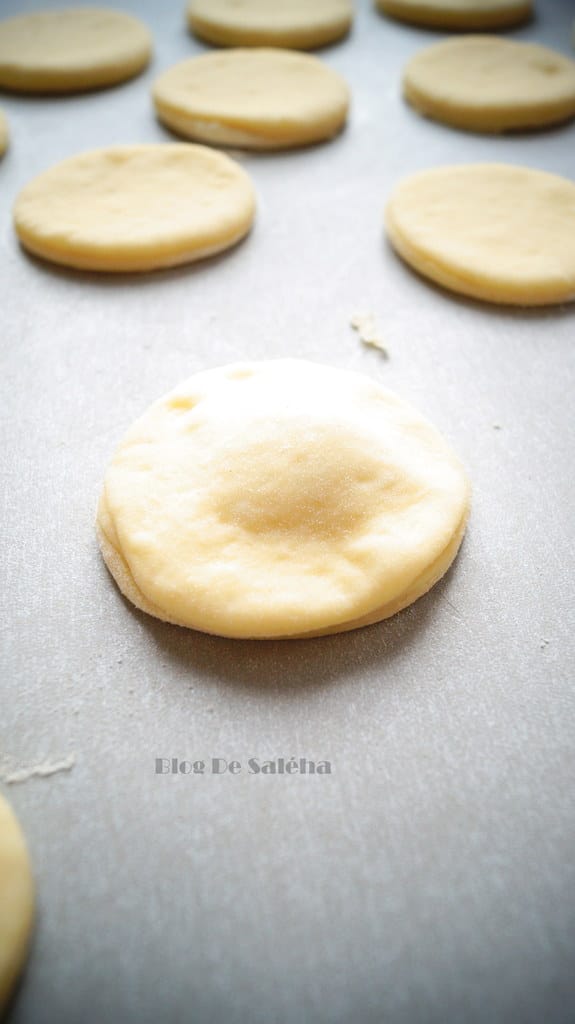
[0, 109, 7, 157]
[0, 794, 34, 1013]
[98, 360, 470, 639]
[376, 0, 531, 30]
[404, 38, 575, 133]
[0, 8, 152, 94]
[188, 0, 353, 49]
[13, 144, 256, 273]
[386, 164, 575, 306]
[153, 49, 349, 150]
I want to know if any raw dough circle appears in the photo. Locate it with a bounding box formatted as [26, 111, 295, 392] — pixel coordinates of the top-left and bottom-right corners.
[98, 360, 470, 639]
[0, 109, 7, 157]
[0, 794, 34, 1013]
[0, 7, 152, 94]
[153, 49, 350, 150]
[404, 37, 575, 133]
[385, 164, 575, 306]
[375, 0, 531, 30]
[13, 144, 256, 273]
[187, 0, 353, 49]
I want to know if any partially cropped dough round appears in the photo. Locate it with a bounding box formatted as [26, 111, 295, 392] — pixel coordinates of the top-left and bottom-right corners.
[0, 109, 7, 157]
[0, 7, 152, 94]
[98, 360, 470, 639]
[153, 49, 349, 150]
[13, 144, 256, 273]
[0, 794, 34, 1013]
[386, 164, 575, 306]
[188, 0, 353, 49]
[375, 0, 531, 30]
[404, 38, 575, 133]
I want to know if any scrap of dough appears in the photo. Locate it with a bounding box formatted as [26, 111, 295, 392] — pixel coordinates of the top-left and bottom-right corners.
[0, 7, 152, 93]
[13, 144, 256, 273]
[153, 49, 349, 150]
[0, 794, 34, 1013]
[375, 0, 531, 30]
[1, 755, 76, 786]
[350, 313, 388, 355]
[97, 360, 470, 639]
[188, 0, 353, 49]
[385, 164, 575, 306]
[404, 37, 575, 133]
[0, 109, 7, 157]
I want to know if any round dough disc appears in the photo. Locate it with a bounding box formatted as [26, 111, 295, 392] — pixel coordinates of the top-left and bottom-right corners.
[0, 794, 34, 1013]
[0, 7, 152, 94]
[385, 164, 575, 306]
[13, 144, 256, 273]
[375, 0, 531, 30]
[153, 49, 349, 150]
[98, 360, 470, 639]
[187, 0, 353, 49]
[404, 37, 575, 133]
[0, 109, 8, 157]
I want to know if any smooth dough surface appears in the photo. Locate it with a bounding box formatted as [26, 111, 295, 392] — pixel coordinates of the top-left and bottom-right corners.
[188, 0, 353, 49]
[0, 794, 34, 1013]
[153, 49, 349, 149]
[375, 0, 531, 30]
[0, 109, 7, 157]
[0, 7, 152, 93]
[404, 37, 575, 133]
[98, 360, 470, 639]
[386, 164, 575, 306]
[13, 144, 256, 273]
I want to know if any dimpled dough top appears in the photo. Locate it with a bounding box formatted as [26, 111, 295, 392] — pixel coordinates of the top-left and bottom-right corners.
[0, 110, 7, 157]
[385, 164, 575, 306]
[0, 794, 34, 1013]
[376, 0, 531, 30]
[98, 361, 470, 639]
[153, 50, 350, 149]
[13, 144, 256, 273]
[404, 38, 575, 133]
[188, 0, 353, 49]
[0, 8, 152, 93]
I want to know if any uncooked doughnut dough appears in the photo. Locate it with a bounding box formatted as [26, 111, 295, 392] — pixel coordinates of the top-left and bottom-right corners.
[404, 37, 575, 133]
[0, 7, 152, 94]
[385, 164, 575, 306]
[188, 0, 353, 49]
[0, 109, 7, 157]
[153, 49, 349, 150]
[13, 144, 256, 273]
[375, 0, 531, 30]
[0, 794, 34, 1013]
[98, 360, 470, 639]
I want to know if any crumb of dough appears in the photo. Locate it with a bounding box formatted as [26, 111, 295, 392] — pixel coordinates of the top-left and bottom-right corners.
[350, 313, 389, 356]
[0, 754, 76, 785]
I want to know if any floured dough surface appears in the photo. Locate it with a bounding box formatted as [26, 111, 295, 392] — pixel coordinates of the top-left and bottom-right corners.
[188, 0, 353, 49]
[0, 109, 7, 157]
[0, 794, 34, 1013]
[375, 0, 531, 30]
[386, 164, 575, 306]
[404, 37, 575, 133]
[98, 360, 470, 639]
[0, 7, 152, 93]
[13, 144, 256, 273]
[153, 49, 349, 149]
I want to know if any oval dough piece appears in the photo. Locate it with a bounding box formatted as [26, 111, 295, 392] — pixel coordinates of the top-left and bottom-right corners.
[13, 144, 256, 273]
[0, 109, 7, 157]
[188, 0, 353, 49]
[0, 794, 34, 1013]
[0, 7, 152, 94]
[375, 0, 531, 30]
[153, 49, 349, 150]
[98, 360, 470, 639]
[404, 37, 575, 133]
[385, 164, 575, 306]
